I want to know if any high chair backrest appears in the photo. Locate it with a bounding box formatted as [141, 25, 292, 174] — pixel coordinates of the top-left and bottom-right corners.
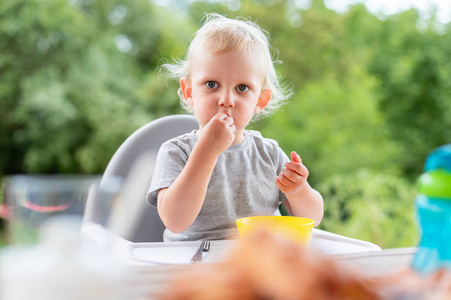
[93, 114, 198, 242]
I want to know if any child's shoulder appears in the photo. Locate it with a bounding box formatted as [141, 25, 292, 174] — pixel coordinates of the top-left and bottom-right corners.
[245, 130, 280, 149]
[244, 130, 287, 163]
[162, 130, 197, 150]
[168, 130, 197, 142]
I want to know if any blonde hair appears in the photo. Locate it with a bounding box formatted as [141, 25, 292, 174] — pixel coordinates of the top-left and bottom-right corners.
[160, 13, 291, 119]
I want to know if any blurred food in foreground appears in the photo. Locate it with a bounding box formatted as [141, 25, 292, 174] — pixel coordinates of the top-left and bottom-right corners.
[159, 230, 451, 300]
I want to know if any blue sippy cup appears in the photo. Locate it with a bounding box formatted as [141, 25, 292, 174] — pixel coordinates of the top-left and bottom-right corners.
[411, 144, 451, 275]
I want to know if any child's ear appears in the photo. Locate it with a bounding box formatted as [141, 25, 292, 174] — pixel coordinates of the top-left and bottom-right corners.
[254, 89, 272, 113]
[180, 78, 193, 105]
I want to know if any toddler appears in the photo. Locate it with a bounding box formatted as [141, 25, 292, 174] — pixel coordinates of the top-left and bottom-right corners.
[147, 13, 323, 242]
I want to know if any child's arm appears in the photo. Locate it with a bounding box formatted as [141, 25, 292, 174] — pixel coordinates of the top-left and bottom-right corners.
[275, 151, 324, 226]
[157, 113, 235, 233]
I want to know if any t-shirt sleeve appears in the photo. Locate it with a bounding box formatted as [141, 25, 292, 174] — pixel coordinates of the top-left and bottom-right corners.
[146, 140, 189, 207]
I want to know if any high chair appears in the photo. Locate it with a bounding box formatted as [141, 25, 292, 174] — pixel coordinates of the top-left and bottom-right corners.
[84, 114, 198, 242]
[83, 114, 380, 253]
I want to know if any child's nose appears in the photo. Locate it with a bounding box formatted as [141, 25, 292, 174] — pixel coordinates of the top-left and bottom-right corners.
[218, 92, 235, 107]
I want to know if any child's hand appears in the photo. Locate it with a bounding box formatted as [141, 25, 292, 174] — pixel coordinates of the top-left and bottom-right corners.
[275, 151, 309, 195]
[197, 113, 236, 156]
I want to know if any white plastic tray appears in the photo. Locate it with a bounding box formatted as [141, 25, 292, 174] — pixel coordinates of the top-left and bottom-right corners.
[311, 228, 381, 255]
[127, 230, 381, 265]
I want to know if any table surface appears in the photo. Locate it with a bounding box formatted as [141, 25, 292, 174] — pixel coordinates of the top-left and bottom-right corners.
[124, 243, 416, 298]
[122, 239, 415, 299]
[1, 223, 416, 299]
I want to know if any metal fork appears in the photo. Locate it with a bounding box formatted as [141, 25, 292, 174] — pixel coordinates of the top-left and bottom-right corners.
[190, 241, 210, 263]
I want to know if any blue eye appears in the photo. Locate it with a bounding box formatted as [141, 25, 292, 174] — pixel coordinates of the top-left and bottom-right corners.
[206, 81, 218, 88]
[237, 85, 249, 92]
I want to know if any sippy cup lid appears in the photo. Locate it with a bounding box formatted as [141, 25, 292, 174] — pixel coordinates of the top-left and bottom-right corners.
[424, 144, 451, 172]
[418, 144, 451, 199]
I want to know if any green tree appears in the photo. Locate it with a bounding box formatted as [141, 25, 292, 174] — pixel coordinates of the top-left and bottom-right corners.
[0, 0, 190, 174]
[263, 67, 402, 182]
[369, 9, 451, 178]
[318, 170, 418, 248]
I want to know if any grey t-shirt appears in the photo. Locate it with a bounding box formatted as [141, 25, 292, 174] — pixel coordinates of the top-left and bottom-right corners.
[147, 130, 289, 242]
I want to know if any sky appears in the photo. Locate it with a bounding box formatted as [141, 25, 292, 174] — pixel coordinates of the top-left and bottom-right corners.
[154, 0, 451, 25]
[323, 0, 451, 24]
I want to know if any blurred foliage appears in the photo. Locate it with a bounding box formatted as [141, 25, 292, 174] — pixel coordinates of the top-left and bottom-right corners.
[319, 170, 418, 248]
[1, 0, 450, 248]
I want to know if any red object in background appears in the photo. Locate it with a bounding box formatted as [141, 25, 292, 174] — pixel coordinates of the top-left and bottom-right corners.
[22, 200, 72, 213]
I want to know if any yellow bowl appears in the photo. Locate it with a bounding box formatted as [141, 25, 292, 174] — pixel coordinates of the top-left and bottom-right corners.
[236, 216, 315, 246]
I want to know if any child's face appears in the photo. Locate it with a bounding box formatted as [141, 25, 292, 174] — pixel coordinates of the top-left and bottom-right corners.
[180, 47, 271, 132]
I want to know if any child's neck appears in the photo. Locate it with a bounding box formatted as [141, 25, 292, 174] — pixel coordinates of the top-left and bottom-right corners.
[232, 130, 245, 145]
